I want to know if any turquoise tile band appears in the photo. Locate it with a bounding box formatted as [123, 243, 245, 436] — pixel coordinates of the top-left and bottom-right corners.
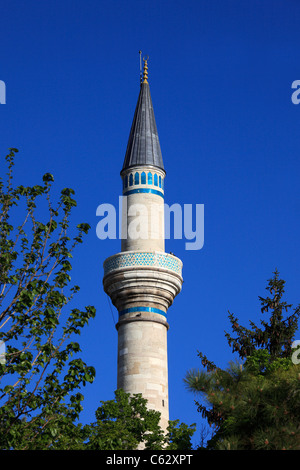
[104, 252, 182, 277]
[123, 188, 164, 198]
[119, 306, 167, 317]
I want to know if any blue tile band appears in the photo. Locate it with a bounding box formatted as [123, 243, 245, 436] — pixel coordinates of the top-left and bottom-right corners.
[104, 251, 182, 277]
[123, 188, 164, 198]
[119, 306, 167, 317]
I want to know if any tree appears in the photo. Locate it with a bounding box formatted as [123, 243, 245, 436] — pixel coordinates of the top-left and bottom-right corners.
[225, 269, 300, 361]
[16, 388, 195, 450]
[166, 419, 196, 450]
[186, 353, 300, 450]
[0, 148, 96, 449]
[82, 389, 165, 450]
[81, 389, 196, 450]
[184, 271, 300, 449]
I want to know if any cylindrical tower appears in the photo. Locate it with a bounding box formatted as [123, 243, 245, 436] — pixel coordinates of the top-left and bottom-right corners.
[103, 58, 183, 432]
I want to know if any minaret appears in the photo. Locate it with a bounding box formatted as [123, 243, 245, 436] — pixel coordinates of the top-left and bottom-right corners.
[103, 57, 183, 431]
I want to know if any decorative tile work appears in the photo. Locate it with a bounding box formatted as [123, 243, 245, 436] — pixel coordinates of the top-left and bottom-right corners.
[123, 188, 164, 198]
[103, 252, 182, 277]
[119, 306, 167, 317]
[122, 170, 165, 196]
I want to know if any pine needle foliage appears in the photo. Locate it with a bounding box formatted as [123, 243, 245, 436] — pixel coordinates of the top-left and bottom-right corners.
[225, 269, 300, 360]
[184, 271, 300, 450]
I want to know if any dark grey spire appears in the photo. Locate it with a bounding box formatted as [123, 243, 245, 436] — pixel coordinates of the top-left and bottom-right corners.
[121, 59, 164, 173]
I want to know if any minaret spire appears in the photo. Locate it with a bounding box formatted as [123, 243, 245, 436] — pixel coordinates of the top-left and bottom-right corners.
[122, 54, 164, 173]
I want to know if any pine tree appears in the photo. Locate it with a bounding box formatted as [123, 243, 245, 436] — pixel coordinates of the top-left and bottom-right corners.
[184, 271, 300, 449]
[225, 269, 300, 361]
[185, 355, 300, 449]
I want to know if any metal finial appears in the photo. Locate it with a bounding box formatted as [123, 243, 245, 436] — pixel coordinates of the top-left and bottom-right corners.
[143, 56, 149, 83]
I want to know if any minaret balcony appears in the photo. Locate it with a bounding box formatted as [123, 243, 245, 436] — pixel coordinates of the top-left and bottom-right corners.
[103, 251, 182, 277]
[103, 251, 183, 314]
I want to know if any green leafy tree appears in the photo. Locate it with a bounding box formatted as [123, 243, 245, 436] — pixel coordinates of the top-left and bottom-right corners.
[185, 271, 300, 449]
[81, 389, 196, 450]
[83, 389, 165, 450]
[166, 419, 196, 450]
[0, 148, 96, 449]
[26, 388, 196, 450]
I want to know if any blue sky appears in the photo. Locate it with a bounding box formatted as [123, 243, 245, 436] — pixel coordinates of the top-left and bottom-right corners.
[1, 0, 300, 445]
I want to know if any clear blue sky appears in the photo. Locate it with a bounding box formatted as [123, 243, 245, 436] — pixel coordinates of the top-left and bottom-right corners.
[1, 0, 300, 445]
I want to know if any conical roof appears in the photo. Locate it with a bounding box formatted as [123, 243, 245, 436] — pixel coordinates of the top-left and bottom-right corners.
[121, 61, 164, 173]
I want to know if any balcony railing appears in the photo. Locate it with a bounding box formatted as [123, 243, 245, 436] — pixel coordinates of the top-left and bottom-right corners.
[103, 251, 183, 277]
